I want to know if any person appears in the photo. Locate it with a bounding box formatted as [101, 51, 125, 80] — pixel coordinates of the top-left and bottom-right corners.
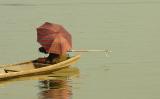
[37, 47, 68, 64]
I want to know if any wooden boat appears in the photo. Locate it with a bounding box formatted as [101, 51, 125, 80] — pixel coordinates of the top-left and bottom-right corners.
[0, 66, 80, 86]
[0, 55, 80, 80]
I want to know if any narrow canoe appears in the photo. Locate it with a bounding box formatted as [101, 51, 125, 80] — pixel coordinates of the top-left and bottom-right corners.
[0, 55, 80, 80]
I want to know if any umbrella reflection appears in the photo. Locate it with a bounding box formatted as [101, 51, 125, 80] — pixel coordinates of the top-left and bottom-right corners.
[38, 80, 72, 99]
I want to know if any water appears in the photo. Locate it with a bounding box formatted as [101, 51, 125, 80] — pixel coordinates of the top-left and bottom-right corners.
[0, 0, 160, 99]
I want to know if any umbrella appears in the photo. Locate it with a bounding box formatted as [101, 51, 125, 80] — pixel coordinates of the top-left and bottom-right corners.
[37, 22, 72, 55]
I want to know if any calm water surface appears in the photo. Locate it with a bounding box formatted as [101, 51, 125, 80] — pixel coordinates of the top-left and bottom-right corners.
[0, 0, 160, 99]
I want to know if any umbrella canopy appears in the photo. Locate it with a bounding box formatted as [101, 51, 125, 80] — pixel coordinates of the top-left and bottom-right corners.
[37, 22, 72, 55]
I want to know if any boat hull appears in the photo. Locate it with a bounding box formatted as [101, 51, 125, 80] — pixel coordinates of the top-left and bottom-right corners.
[0, 55, 80, 80]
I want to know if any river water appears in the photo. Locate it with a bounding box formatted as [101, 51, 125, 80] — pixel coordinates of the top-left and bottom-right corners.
[0, 0, 160, 99]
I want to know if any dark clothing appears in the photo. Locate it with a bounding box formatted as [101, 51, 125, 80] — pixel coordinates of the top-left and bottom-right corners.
[39, 47, 48, 54]
[45, 53, 60, 64]
[38, 47, 67, 64]
[38, 47, 60, 64]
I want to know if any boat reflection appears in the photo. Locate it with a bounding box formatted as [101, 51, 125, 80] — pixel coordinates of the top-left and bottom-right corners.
[38, 80, 71, 99]
[38, 66, 80, 99]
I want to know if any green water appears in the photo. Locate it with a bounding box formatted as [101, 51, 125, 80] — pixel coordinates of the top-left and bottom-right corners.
[0, 0, 160, 99]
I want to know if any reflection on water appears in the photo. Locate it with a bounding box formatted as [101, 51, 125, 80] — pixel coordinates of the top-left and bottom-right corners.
[38, 80, 71, 99]
[0, 66, 79, 99]
[37, 66, 80, 99]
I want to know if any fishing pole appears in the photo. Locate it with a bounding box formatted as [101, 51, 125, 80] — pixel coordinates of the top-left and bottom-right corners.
[68, 49, 112, 57]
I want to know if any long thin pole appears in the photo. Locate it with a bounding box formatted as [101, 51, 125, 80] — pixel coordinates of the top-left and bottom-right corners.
[69, 49, 108, 52]
[68, 49, 112, 57]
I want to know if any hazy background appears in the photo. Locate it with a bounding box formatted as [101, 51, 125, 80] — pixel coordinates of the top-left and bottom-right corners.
[0, 0, 160, 99]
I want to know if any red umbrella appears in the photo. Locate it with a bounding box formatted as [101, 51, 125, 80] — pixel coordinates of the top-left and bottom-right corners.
[37, 22, 72, 55]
